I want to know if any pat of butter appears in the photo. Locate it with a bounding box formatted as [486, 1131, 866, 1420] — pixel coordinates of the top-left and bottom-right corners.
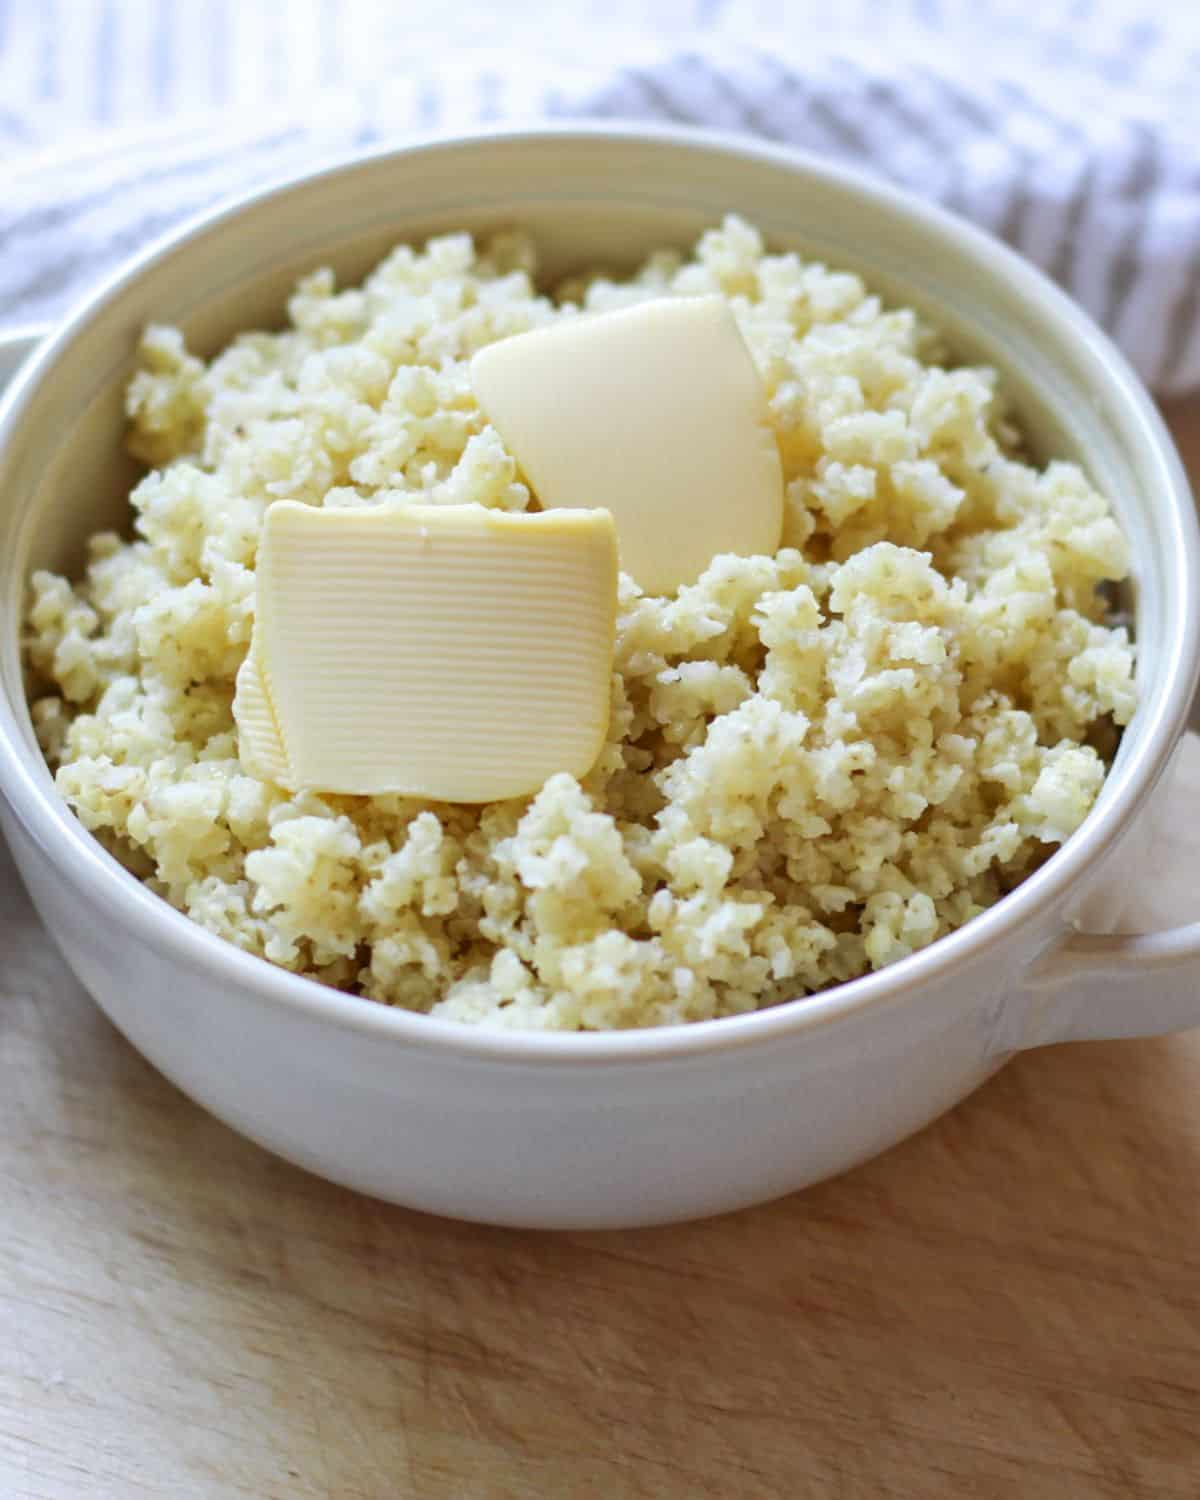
[234, 501, 618, 801]
[470, 295, 783, 595]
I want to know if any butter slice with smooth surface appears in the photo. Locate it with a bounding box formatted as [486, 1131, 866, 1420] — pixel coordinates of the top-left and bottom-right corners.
[470, 295, 783, 595]
[234, 501, 617, 801]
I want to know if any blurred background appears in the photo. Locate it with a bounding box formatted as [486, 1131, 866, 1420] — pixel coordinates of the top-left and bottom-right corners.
[1, 0, 1198, 396]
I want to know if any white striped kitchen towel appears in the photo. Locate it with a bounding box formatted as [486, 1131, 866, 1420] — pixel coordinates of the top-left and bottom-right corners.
[1, 0, 1199, 392]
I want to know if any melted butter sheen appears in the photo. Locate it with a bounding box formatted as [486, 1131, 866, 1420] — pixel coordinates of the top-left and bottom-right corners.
[234, 502, 618, 801]
[470, 294, 784, 595]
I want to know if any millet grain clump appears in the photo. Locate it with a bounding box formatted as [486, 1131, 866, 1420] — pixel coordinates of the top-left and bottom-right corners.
[24, 217, 1136, 1029]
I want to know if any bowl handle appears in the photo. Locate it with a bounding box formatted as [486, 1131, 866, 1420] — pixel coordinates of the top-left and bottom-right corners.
[1010, 729, 1200, 1046]
[1017, 923, 1200, 1046]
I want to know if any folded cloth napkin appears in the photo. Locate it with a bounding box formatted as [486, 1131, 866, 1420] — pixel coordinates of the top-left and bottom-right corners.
[2, 0, 1198, 392]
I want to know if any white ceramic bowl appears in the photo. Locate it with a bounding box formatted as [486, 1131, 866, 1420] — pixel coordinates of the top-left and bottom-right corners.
[2, 126, 1199, 1229]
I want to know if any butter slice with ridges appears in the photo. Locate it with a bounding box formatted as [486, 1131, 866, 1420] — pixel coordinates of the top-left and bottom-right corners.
[232, 649, 291, 787]
[234, 501, 617, 801]
[470, 295, 784, 595]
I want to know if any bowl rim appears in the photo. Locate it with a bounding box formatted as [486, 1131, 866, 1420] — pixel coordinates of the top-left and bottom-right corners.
[1, 119, 1196, 1065]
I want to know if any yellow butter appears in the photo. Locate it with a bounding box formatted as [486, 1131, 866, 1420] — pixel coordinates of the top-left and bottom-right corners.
[232, 648, 291, 787]
[234, 501, 617, 801]
[470, 294, 784, 595]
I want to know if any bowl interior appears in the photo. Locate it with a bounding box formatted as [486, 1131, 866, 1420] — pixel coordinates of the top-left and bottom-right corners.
[0, 128, 1192, 854]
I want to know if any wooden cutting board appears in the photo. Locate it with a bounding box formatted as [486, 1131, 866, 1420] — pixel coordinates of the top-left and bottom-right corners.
[3, 406, 1200, 1500]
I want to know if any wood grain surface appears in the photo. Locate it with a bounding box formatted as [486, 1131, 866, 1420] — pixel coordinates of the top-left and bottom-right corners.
[3, 403, 1200, 1500]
